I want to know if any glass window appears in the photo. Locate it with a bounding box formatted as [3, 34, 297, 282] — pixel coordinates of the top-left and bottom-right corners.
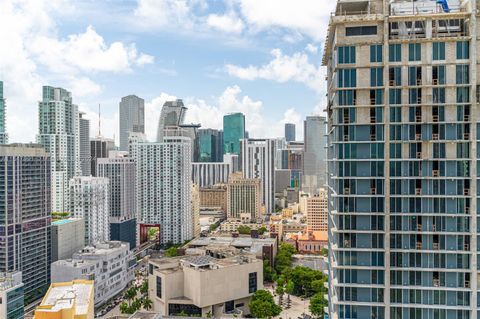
[338, 46, 356, 64]
[432, 42, 445, 60]
[249, 272, 257, 293]
[370, 67, 384, 87]
[156, 276, 162, 298]
[409, 43, 421, 61]
[389, 44, 402, 62]
[346, 26, 377, 36]
[408, 66, 422, 86]
[457, 41, 470, 59]
[390, 107, 402, 122]
[456, 65, 469, 84]
[389, 89, 402, 105]
[339, 69, 357, 88]
[370, 44, 383, 62]
[432, 65, 446, 85]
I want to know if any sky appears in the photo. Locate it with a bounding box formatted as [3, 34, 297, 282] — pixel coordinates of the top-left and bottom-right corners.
[0, 0, 336, 144]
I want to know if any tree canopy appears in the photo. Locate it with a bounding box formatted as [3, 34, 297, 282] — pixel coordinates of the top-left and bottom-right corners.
[249, 290, 282, 318]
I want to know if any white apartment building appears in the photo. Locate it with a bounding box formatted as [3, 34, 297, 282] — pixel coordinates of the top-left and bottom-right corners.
[51, 218, 86, 262]
[70, 176, 110, 245]
[134, 127, 193, 244]
[51, 241, 135, 306]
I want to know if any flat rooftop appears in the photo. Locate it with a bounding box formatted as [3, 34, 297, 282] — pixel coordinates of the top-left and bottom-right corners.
[188, 236, 276, 254]
[37, 281, 93, 315]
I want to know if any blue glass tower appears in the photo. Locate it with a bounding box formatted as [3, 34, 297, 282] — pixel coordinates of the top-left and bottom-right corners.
[223, 113, 245, 155]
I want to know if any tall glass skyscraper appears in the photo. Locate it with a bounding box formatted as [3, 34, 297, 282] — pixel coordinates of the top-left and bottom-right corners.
[0, 81, 8, 144]
[285, 123, 296, 142]
[303, 116, 327, 195]
[223, 113, 245, 155]
[325, 1, 479, 318]
[199, 128, 221, 162]
[119, 95, 145, 151]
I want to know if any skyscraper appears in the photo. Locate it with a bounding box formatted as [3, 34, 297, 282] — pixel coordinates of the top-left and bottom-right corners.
[302, 116, 327, 195]
[0, 81, 8, 144]
[284, 123, 296, 142]
[223, 113, 245, 155]
[0, 144, 51, 303]
[324, 1, 478, 318]
[227, 172, 262, 220]
[199, 128, 221, 162]
[70, 176, 110, 246]
[78, 112, 90, 176]
[134, 127, 192, 244]
[90, 136, 115, 176]
[37, 86, 79, 213]
[119, 95, 145, 151]
[156, 99, 187, 142]
[240, 138, 275, 214]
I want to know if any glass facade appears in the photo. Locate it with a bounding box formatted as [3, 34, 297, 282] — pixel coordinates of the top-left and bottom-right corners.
[199, 129, 222, 162]
[223, 113, 245, 155]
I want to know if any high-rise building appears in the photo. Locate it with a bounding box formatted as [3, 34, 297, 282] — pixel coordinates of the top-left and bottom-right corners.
[324, 1, 478, 318]
[0, 272, 24, 319]
[119, 95, 145, 151]
[51, 218, 85, 262]
[240, 138, 275, 214]
[199, 128, 221, 162]
[306, 189, 328, 232]
[302, 116, 327, 195]
[227, 173, 262, 220]
[192, 184, 201, 238]
[192, 162, 233, 188]
[180, 124, 201, 162]
[223, 113, 245, 155]
[37, 86, 79, 213]
[0, 144, 51, 303]
[0, 81, 8, 144]
[78, 112, 90, 176]
[90, 136, 115, 176]
[284, 123, 296, 142]
[156, 99, 187, 142]
[199, 185, 228, 212]
[134, 127, 192, 244]
[70, 176, 109, 246]
[34, 280, 94, 319]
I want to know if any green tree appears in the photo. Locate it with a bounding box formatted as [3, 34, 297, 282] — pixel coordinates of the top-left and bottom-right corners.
[320, 247, 328, 257]
[237, 225, 252, 234]
[309, 293, 328, 318]
[258, 226, 268, 235]
[275, 243, 295, 274]
[142, 297, 153, 310]
[276, 276, 285, 304]
[249, 290, 282, 318]
[263, 260, 277, 283]
[165, 247, 179, 257]
[140, 280, 148, 295]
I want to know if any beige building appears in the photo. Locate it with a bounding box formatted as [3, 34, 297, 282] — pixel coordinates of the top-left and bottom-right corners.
[192, 184, 201, 237]
[306, 188, 328, 232]
[148, 248, 263, 317]
[219, 219, 266, 233]
[199, 184, 227, 212]
[227, 173, 262, 220]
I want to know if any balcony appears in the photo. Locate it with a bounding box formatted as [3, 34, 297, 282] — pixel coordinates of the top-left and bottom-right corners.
[416, 152, 422, 159]
[415, 133, 421, 141]
[415, 188, 421, 195]
[432, 133, 439, 140]
[416, 242, 422, 250]
[464, 189, 470, 196]
[432, 170, 439, 177]
[433, 115, 439, 122]
[415, 115, 422, 122]
[370, 188, 376, 195]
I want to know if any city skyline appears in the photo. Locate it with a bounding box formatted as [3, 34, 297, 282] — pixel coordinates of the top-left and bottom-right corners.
[0, 1, 336, 145]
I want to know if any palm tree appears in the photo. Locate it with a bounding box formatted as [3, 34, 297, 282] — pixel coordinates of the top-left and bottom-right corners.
[140, 280, 148, 295]
[142, 297, 153, 310]
[125, 286, 138, 306]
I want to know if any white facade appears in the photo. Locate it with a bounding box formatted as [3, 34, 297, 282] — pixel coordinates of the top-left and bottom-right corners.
[191, 162, 232, 187]
[51, 218, 86, 262]
[240, 139, 275, 214]
[70, 176, 110, 245]
[51, 241, 135, 306]
[134, 128, 193, 244]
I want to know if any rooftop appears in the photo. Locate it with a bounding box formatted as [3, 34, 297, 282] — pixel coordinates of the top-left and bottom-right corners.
[36, 280, 93, 316]
[188, 235, 276, 255]
[0, 272, 23, 291]
[52, 218, 82, 226]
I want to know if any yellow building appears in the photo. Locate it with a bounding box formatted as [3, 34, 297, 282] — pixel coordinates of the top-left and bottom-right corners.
[34, 280, 94, 319]
[281, 208, 293, 219]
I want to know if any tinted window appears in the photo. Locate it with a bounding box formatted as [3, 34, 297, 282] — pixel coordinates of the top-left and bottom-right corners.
[346, 26, 377, 36]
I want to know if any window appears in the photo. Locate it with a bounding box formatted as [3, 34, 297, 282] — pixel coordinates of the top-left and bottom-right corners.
[156, 276, 162, 298]
[389, 44, 402, 62]
[432, 65, 446, 85]
[432, 42, 445, 60]
[408, 66, 422, 86]
[249, 272, 257, 293]
[346, 26, 377, 36]
[457, 41, 470, 59]
[456, 65, 469, 84]
[409, 43, 421, 61]
[389, 89, 401, 105]
[370, 68, 384, 87]
[390, 107, 402, 122]
[338, 90, 356, 105]
[389, 67, 401, 86]
[457, 87, 470, 103]
[338, 46, 356, 64]
[338, 69, 357, 88]
[370, 44, 383, 62]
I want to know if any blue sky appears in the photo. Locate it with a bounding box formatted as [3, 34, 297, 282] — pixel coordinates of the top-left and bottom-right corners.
[0, 0, 336, 143]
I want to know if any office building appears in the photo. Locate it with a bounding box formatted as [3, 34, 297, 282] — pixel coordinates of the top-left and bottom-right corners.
[34, 280, 94, 319]
[70, 176, 109, 246]
[223, 113, 245, 155]
[148, 247, 263, 317]
[51, 218, 86, 262]
[240, 138, 275, 214]
[199, 128, 221, 162]
[0, 144, 51, 303]
[223, 153, 240, 172]
[192, 162, 232, 188]
[79, 112, 90, 176]
[192, 184, 201, 238]
[134, 127, 193, 244]
[0, 81, 8, 144]
[0, 272, 24, 319]
[227, 173, 262, 220]
[51, 242, 135, 307]
[199, 185, 227, 212]
[324, 0, 478, 318]
[303, 116, 327, 195]
[306, 189, 328, 232]
[119, 95, 145, 151]
[156, 99, 187, 142]
[180, 124, 201, 162]
[37, 86, 79, 212]
[110, 217, 137, 250]
[284, 123, 296, 142]
[90, 136, 115, 176]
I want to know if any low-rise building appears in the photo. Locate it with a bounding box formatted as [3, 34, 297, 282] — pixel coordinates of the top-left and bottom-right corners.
[34, 280, 94, 319]
[148, 248, 263, 317]
[287, 231, 328, 254]
[51, 241, 135, 306]
[51, 218, 86, 262]
[0, 272, 24, 319]
[219, 219, 265, 233]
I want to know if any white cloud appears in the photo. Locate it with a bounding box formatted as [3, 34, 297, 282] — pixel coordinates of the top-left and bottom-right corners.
[225, 48, 325, 93]
[305, 43, 318, 54]
[134, 0, 195, 29]
[144, 92, 178, 141]
[68, 77, 102, 97]
[207, 13, 245, 34]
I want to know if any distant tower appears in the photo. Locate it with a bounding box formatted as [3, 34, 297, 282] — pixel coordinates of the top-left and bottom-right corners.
[119, 95, 145, 151]
[284, 123, 296, 142]
[223, 113, 245, 155]
[79, 112, 91, 176]
[156, 99, 187, 142]
[0, 81, 8, 144]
